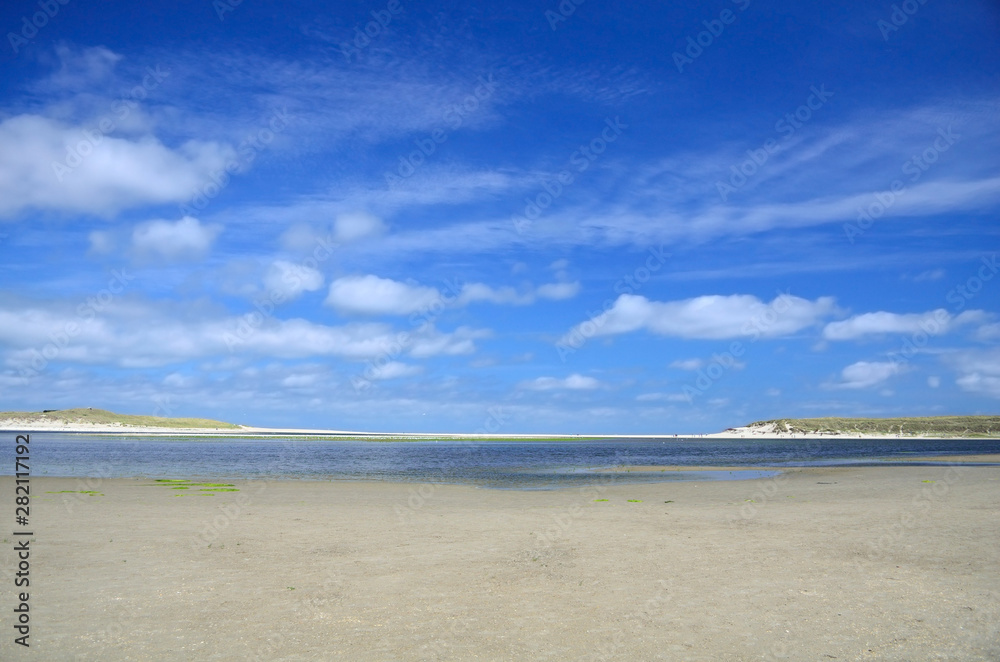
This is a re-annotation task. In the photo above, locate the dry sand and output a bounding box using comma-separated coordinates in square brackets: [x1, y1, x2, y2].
[2, 465, 998, 660]
[0, 420, 978, 441]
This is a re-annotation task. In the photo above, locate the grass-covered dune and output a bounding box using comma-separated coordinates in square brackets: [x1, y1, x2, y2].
[747, 416, 1000, 438]
[0, 408, 240, 429]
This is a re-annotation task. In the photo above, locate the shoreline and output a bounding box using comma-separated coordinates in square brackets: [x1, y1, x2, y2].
[1, 421, 993, 440]
[15, 457, 998, 486]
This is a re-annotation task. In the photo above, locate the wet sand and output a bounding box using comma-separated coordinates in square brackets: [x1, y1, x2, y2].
[2, 465, 998, 660]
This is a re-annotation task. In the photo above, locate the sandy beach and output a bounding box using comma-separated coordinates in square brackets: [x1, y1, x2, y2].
[3, 464, 998, 660]
[0, 419, 984, 440]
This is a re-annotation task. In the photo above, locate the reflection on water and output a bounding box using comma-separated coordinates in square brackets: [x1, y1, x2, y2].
[2, 434, 999, 489]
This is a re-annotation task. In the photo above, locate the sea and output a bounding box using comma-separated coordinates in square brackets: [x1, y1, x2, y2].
[4, 433, 1000, 490]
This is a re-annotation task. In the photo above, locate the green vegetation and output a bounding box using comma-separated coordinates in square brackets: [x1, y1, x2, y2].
[0, 408, 240, 429]
[145, 480, 238, 492]
[747, 415, 1000, 438]
[45, 490, 103, 496]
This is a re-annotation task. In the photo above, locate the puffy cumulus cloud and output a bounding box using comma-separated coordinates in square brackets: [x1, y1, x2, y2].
[326, 275, 441, 316]
[562, 293, 837, 342]
[0, 115, 234, 218]
[828, 361, 903, 389]
[263, 260, 324, 300]
[521, 374, 601, 391]
[334, 211, 385, 242]
[131, 216, 221, 261]
[0, 299, 486, 374]
[457, 281, 580, 306]
[327, 274, 581, 316]
[945, 348, 1000, 399]
[822, 309, 985, 341]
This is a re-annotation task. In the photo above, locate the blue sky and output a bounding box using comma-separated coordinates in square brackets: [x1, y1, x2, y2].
[0, 0, 998, 433]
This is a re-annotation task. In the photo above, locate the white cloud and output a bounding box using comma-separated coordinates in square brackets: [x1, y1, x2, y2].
[88, 230, 115, 254]
[325, 275, 441, 316]
[408, 326, 489, 358]
[162, 372, 195, 388]
[281, 374, 322, 388]
[334, 212, 386, 242]
[263, 260, 324, 300]
[956, 373, 1000, 398]
[912, 269, 946, 282]
[457, 283, 531, 306]
[367, 361, 423, 380]
[0, 299, 485, 371]
[522, 374, 601, 391]
[974, 323, 1000, 342]
[927, 376, 940, 388]
[43, 45, 122, 92]
[536, 281, 581, 300]
[131, 216, 221, 261]
[549, 259, 570, 271]
[562, 293, 837, 342]
[279, 224, 337, 253]
[458, 281, 580, 305]
[670, 358, 704, 371]
[0, 115, 233, 218]
[822, 309, 984, 341]
[945, 348, 1000, 399]
[636, 392, 689, 402]
[829, 361, 903, 389]
[327, 274, 581, 315]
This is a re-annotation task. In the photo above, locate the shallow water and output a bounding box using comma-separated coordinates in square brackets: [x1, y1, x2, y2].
[4, 433, 999, 489]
